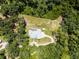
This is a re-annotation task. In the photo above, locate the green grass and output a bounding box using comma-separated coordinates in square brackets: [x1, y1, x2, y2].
[19, 14, 62, 33]
[18, 14, 63, 59]
[21, 14, 62, 45]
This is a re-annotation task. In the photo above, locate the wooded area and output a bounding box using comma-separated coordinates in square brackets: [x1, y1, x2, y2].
[0, 0, 79, 59]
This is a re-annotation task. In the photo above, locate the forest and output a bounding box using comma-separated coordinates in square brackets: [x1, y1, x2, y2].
[0, 0, 79, 59]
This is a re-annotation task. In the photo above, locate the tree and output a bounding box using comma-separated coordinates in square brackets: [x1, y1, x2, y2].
[1, 1, 25, 17]
[61, 8, 79, 59]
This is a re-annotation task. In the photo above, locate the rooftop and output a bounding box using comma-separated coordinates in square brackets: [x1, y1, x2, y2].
[28, 28, 46, 39]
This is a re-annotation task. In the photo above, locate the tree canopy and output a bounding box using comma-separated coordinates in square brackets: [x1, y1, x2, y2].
[0, 0, 79, 59]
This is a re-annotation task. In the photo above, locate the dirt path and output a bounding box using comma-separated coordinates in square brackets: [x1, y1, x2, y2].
[29, 34, 55, 47]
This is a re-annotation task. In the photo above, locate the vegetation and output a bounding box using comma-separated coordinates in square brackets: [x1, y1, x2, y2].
[0, 0, 79, 59]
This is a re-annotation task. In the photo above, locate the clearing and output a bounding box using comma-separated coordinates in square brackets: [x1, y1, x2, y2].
[19, 14, 62, 47]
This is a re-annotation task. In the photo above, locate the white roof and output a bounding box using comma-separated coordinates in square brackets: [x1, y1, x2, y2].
[28, 28, 46, 39]
[0, 42, 8, 50]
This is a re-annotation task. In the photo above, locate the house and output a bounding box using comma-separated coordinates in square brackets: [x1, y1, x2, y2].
[28, 28, 46, 39]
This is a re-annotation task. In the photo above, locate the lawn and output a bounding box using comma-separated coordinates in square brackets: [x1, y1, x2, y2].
[18, 15, 63, 59]
[19, 14, 62, 46]
[19, 14, 62, 34]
